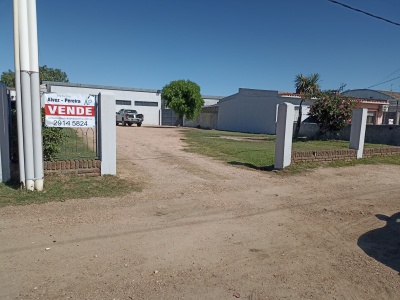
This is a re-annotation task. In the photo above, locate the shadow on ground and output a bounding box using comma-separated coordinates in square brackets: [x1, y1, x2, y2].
[228, 161, 275, 171]
[358, 212, 400, 274]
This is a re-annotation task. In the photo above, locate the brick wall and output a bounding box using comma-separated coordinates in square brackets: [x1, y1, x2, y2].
[43, 159, 101, 176]
[292, 147, 400, 163]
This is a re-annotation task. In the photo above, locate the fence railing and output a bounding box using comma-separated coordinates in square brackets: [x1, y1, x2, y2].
[55, 127, 98, 160]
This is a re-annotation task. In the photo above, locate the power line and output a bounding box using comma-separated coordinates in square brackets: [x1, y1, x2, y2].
[382, 66, 400, 80]
[366, 75, 400, 89]
[328, 0, 400, 26]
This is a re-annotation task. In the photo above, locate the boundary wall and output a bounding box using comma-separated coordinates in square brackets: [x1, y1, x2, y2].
[43, 159, 101, 176]
[292, 147, 400, 163]
[299, 123, 400, 146]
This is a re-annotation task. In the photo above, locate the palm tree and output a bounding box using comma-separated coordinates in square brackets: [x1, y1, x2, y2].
[293, 73, 320, 138]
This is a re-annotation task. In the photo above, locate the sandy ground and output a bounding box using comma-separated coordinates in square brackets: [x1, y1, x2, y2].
[1, 126, 400, 300]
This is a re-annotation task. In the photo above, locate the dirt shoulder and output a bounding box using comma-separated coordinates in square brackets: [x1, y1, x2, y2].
[1, 126, 399, 300]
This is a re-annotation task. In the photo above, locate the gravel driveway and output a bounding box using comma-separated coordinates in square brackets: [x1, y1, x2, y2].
[1, 126, 400, 299]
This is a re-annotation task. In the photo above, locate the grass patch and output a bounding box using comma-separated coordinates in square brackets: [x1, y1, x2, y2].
[56, 128, 97, 160]
[182, 129, 276, 168]
[0, 175, 141, 208]
[181, 128, 400, 173]
[328, 154, 400, 168]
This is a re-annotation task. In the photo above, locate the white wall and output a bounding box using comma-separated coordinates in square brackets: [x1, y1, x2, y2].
[218, 89, 279, 134]
[47, 84, 162, 126]
[218, 88, 312, 134]
[45, 83, 224, 127]
[203, 97, 221, 106]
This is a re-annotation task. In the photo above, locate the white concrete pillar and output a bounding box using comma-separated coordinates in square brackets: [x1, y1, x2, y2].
[0, 83, 11, 182]
[28, 0, 44, 191]
[274, 102, 295, 169]
[349, 108, 367, 159]
[13, 0, 26, 186]
[98, 93, 116, 175]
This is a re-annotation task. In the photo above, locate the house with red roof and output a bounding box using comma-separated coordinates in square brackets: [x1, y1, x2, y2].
[342, 89, 398, 124]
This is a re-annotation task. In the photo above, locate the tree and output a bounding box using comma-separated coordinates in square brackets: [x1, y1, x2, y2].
[161, 80, 204, 123]
[1, 65, 69, 88]
[0, 70, 15, 87]
[3, 65, 69, 161]
[294, 73, 321, 138]
[39, 65, 69, 83]
[309, 92, 359, 135]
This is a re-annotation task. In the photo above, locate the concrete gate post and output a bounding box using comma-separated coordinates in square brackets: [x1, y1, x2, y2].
[98, 93, 116, 175]
[349, 108, 368, 159]
[0, 83, 11, 182]
[274, 102, 295, 169]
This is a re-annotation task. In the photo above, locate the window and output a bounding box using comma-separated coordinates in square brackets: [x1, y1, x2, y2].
[366, 111, 376, 125]
[135, 101, 158, 107]
[116, 100, 132, 106]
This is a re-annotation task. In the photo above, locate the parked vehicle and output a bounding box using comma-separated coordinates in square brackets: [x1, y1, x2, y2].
[116, 109, 144, 127]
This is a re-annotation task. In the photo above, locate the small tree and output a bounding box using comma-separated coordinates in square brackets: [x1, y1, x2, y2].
[0, 70, 15, 87]
[1, 65, 69, 88]
[294, 73, 321, 138]
[161, 80, 204, 124]
[309, 92, 359, 135]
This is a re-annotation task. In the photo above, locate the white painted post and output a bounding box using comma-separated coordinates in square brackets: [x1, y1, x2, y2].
[27, 0, 44, 191]
[13, 0, 26, 186]
[349, 108, 367, 159]
[18, 0, 35, 191]
[98, 93, 116, 175]
[0, 83, 11, 182]
[274, 103, 295, 169]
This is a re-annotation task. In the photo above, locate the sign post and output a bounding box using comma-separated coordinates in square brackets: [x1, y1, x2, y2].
[44, 93, 96, 128]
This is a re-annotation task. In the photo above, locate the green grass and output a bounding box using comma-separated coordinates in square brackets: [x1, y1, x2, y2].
[0, 175, 141, 208]
[181, 128, 400, 173]
[56, 128, 97, 160]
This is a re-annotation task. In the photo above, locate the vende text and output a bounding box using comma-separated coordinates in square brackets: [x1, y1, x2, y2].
[45, 104, 95, 116]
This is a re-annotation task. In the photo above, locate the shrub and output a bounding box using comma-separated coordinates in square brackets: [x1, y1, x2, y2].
[309, 92, 359, 135]
[10, 108, 65, 162]
[41, 108, 65, 161]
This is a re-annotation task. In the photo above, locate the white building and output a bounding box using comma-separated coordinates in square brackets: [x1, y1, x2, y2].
[42, 81, 222, 126]
[218, 88, 311, 134]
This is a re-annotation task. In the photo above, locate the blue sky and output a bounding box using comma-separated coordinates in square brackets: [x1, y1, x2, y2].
[0, 0, 399, 96]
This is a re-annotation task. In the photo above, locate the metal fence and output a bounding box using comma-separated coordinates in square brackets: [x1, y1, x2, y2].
[55, 127, 98, 160]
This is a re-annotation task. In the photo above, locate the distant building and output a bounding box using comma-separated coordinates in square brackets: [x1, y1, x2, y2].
[216, 88, 391, 134]
[41, 81, 223, 126]
[217, 88, 313, 134]
[342, 89, 399, 124]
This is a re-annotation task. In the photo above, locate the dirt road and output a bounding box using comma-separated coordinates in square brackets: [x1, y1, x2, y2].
[1, 126, 400, 299]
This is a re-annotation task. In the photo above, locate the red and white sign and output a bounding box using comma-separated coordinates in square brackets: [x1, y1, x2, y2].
[44, 93, 96, 127]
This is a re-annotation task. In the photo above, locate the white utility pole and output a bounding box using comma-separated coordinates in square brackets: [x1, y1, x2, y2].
[12, 0, 26, 187]
[27, 0, 44, 191]
[13, 0, 44, 191]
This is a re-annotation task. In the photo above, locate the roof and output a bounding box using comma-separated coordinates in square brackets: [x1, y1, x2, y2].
[42, 81, 224, 100]
[378, 90, 400, 99]
[357, 98, 389, 104]
[280, 91, 388, 104]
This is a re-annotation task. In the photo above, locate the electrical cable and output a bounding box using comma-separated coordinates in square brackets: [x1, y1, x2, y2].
[382, 67, 400, 80]
[328, 0, 400, 26]
[366, 74, 400, 89]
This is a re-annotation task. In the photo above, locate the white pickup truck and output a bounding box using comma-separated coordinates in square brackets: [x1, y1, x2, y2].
[116, 109, 144, 127]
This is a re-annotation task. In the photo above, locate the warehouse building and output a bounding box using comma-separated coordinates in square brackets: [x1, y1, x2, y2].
[41, 81, 223, 126]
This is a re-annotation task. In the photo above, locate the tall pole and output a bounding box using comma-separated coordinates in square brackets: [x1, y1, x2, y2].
[12, 0, 26, 187]
[18, 0, 35, 191]
[27, 0, 44, 191]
